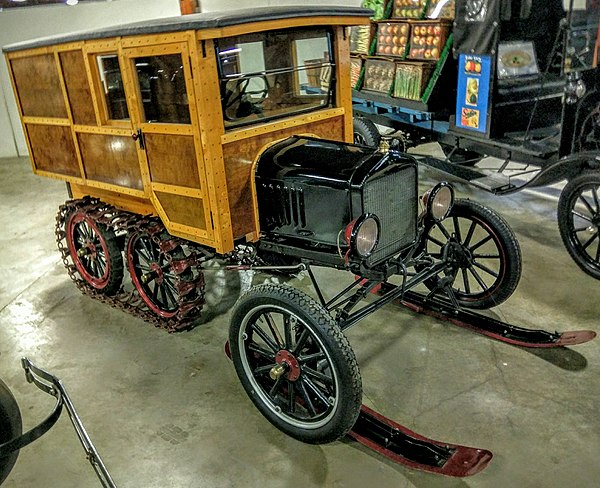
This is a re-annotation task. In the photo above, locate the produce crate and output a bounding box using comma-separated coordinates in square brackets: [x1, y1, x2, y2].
[393, 61, 434, 100]
[391, 0, 426, 20]
[407, 20, 450, 60]
[375, 21, 410, 57]
[362, 58, 396, 95]
[350, 24, 376, 55]
[426, 0, 455, 20]
[350, 57, 365, 90]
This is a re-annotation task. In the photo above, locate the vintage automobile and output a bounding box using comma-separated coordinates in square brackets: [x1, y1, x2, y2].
[1, 5, 596, 479]
[351, 0, 600, 280]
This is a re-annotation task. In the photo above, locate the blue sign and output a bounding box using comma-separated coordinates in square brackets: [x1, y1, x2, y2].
[455, 54, 492, 134]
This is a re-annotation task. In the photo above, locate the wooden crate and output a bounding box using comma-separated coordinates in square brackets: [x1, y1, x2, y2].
[362, 58, 396, 94]
[393, 61, 434, 100]
[407, 20, 451, 60]
[350, 24, 376, 55]
[350, 56, 364, 89]
[375, 21, 410, 57]
[391, 0, 426, 20]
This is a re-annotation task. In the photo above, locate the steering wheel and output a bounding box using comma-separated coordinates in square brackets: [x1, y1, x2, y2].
[223, 75, 270, 117]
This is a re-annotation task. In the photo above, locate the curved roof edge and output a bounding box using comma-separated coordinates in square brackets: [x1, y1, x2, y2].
[3, 6, 372, 53]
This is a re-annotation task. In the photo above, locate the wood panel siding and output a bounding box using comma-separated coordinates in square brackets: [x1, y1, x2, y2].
[222, 115, 344, 239]
[59, 50, 97, 126]
[10, 54, 68, 118]
[26, 124, 79, 176]
[145, 133, 200, 188]
[77, 133, 143, 190]
[154, 192, 206, 230]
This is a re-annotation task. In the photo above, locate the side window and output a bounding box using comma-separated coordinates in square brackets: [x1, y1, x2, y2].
[217, 28, 334, 128]
[133, 54, 191, 124]
[96, 54, 129, 121]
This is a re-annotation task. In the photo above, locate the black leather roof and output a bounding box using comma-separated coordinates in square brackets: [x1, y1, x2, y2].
[3, 6, 372, 52]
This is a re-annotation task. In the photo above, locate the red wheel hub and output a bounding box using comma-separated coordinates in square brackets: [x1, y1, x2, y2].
[275, 350, 301, 381]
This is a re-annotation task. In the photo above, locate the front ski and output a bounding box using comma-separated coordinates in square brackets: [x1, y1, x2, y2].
[392, 287, 596, 348]
[349, 405, 492, 477]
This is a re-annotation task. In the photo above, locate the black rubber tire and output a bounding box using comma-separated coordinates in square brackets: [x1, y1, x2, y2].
[418, 199, 522, 309]
[557, 172, 600, 280]
[229, 283, 362, 444]
[66, 210, 124, 295]
[439, 143, 483, 167]
[353, 117, 381, 147]
[0, 378, 22, 485]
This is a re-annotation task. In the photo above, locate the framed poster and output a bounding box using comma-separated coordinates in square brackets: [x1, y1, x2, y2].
[455, 53, 492, 135]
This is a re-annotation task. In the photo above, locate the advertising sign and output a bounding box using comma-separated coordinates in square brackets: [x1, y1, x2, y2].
[455, 54, 492, 135]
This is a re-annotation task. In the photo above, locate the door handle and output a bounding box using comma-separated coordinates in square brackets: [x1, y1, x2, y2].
[132, 129, 145, 150]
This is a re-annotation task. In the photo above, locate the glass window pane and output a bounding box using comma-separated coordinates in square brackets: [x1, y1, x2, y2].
[217, 28, 333, 128]
[134, 54, 191, 124]
[96, 54, 129, 121]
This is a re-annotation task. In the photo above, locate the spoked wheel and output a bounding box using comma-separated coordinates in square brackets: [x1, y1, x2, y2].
[66, 211, 123, 295]
[229, 284, 362, 444]
[558, 172, 600, 280]
[418, 199, 522, 309]
[0, 378, 22, 485]
[126, 229, 195, 318]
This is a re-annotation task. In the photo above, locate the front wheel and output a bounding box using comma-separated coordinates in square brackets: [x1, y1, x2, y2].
[558, 172, 600, 280]
[229, 284, 362, 444]
[0, 378, 22, 485]
[353, 117, 381, 147]
[417, 199, 522, 309]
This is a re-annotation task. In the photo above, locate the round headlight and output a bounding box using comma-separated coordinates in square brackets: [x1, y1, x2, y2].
[424, 182, 454, 221]
[346, 214, 380, 258]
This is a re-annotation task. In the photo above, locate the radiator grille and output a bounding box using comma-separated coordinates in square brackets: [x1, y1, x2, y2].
[364, 164, 417, 266]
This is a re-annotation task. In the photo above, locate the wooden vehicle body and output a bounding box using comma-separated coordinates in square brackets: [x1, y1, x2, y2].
[3, 7, 366, 255]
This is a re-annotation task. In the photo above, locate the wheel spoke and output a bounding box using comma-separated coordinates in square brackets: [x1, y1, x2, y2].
[303, 366, 333, 385]
[250, 322, 279, 353]
[452, 216, 462, 242]
[283, 316, 293, 349]
[581, 232, 599, 251]
[297, 351, 326, 365]
[268, 376, 284, 399]
[572, 210, 594, 223]
[253, 363, 277, 376]
[463, 220, 477, 247]
[461, 268, 471, 294]
[296, 379, 317, 416]
[471, 253, 500, 259]
[472, 260, 499, 278]
[301, 376, 331, 408]
[469, 234, 493, 252]
[248, 342, 275, 359]
[287, 382, 296, 414]
[151, 282, 159, 301]
[427, 235, 445, 249]
[578, 194, 596, 216]
[262, 312, 283, 348]
[467, 265, 488, 290]
[434, 221, 452, 240]
[292, 328, 310, 355]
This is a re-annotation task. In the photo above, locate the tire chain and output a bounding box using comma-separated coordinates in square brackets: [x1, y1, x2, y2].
[55, 196, 207, 332]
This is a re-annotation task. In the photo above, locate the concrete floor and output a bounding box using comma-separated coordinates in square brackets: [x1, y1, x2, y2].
[0, 149, 598, 488]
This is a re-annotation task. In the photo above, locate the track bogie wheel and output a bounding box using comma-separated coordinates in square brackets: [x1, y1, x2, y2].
[558, 172, 600, 280]
[0, 378, 22, 485]
[229, 283, 362, 444]
[418, 199, 522, 309]
[126, 228, 200, 318]
[66, 210, 124, 295]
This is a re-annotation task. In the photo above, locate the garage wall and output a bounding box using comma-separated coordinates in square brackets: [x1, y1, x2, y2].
[0, 0, 361, 159]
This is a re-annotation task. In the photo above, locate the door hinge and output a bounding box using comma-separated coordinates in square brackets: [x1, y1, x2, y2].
[210, 211, 214, 230]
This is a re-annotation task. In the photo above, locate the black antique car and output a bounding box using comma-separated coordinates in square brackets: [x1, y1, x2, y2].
[352, 0, 600, 280]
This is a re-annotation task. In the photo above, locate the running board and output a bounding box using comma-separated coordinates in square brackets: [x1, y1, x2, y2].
[391, 287, 596, 348]
[349, 405, 492, 477]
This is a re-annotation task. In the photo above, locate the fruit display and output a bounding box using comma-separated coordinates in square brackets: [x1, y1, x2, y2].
[393, 61, 434, 100]
[375, 22, 410, 57]
[392, 0, 426, 19]
[363, 58, 396, 94]
[407, 21, 450, 60]
[426, 0, 455, 19]
[362, 0, 387, 21]
[350, 57, 364, 89]
[350, 24, 375, 54]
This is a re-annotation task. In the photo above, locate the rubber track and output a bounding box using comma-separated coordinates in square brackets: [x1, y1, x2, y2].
[55, 197, 206, 332]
